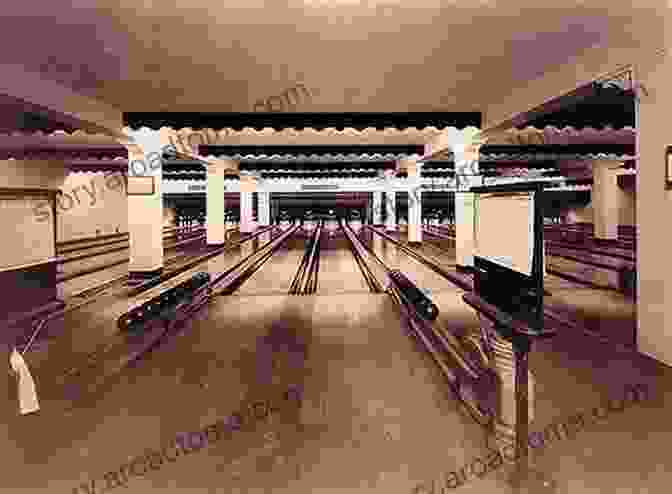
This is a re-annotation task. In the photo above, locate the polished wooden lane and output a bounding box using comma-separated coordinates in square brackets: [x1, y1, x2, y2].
[0, 294, 490, 494]
[59, 234, 217, 299]
[0, 240, 668, 494]
[313, 229, 370, 294]
[231, 229, 309, 297]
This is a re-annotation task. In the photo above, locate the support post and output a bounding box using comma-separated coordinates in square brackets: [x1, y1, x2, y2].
[240, 172, 256, 233]
[463, 292, 557, 494]
[408, 161, 423, 244]
[373, 191, 383, 225]
[451, 138, 484, 271]
[592, 160, 623, 242]
[123, 128, 174, 284]
[258, 191, 271, 226]
[206, 159, 230, 245]
[385, 190, 397, 231]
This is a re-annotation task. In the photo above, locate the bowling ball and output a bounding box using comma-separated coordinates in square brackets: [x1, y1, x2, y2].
[163, 291, 177, 305]
[126, 319, 145, 334]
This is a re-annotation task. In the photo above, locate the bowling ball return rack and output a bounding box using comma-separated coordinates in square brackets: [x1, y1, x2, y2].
[386, 269, 498, 427]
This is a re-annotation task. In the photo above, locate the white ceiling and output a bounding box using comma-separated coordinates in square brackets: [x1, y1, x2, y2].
[1, 1, 667, 113]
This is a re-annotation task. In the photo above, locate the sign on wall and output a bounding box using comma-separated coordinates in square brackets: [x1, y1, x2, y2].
[301, 184, 339, 191]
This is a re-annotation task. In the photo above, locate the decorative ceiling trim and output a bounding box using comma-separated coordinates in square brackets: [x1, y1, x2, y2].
[480, 144, 635, 155]
[123, 113, 482, 131]
[544, 185, 592, 191]
[485, 126, 636, 146]
[66, 160, 127, 173]
[508, 82, 635, 130]
[241, 162, 393, 173]
[0, 146, 127, 161]
[478, 153, 635, 162]
[201, 144, 425, 157]
[0, 130, 123, 148]
[202, 153, 424, 162]
[165, 126, 469, 147]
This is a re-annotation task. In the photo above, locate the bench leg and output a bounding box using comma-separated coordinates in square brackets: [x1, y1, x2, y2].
[484, 324, 536, 453]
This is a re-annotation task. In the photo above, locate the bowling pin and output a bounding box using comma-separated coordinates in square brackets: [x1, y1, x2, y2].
[9, 349, 39, 415]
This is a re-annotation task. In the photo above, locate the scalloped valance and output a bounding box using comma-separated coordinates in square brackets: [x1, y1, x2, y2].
[122, 113, 482, 131]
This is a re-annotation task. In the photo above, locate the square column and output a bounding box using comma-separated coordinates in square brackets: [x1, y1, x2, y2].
[240, 192, 254, 233]
[239, 173, 256, 233]
[258, 191, 271, 226]
[592, 160, 623, 241]
[455, 192, 476, 267]
[452, 140, 484, 270]
[271, 198, 279, 224]
[407, 161, 423, 244]
[206, 160, 230, 245]
[385, 190, 396, 231]
[636, 50, 670, 366]
[372, 191, 383, 225]
[124, 128, 172, 283]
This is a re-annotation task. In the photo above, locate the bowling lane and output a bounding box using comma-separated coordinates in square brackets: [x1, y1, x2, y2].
[0, 293, 489, 494]
[58, 231, 205, 278]
[60, 238, 208, 299]
[14, 229, 280, 388]
[59, 230, 244, 299]
[385, 229, 457, 270]
[233, 227, 309, 296]
[421, 227, 457, 253]
[314, 226, 370, 294]
[356, 227, 462, 294]
[56, 227, 203, 258]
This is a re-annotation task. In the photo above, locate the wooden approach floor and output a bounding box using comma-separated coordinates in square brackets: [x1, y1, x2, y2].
[0, 232, 668, 494]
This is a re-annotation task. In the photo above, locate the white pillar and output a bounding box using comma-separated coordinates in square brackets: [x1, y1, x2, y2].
[636, 50, 671, 366]
[372, 191, 383, 225]
[592, 160, 622, 241]
[452, 140, 483, 269]
[206, 160, 229, 245]
[385, 190, 396, 231]
[124, 128, 171, 282]
[239, 172, 256, 233]
[407, 161, 423, 243]
[240, 191, 254, 233]
[455, 192, 476, 267]
[258, 191, 271, 226]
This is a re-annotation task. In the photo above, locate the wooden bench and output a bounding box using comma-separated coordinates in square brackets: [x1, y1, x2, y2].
[544, 227, 635, 251]
[545, 225, 636, 247]
[544, 236, 634, 261]
[420, 225, 637, 297]
[545, 244, 636, 297]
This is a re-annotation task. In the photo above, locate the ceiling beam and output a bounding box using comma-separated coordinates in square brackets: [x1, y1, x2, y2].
[0, 64, 123, 137]
[123, 113, 481, 131]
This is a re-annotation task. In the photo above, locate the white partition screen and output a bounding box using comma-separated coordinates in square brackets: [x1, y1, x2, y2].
[474, 192, 535, 276]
